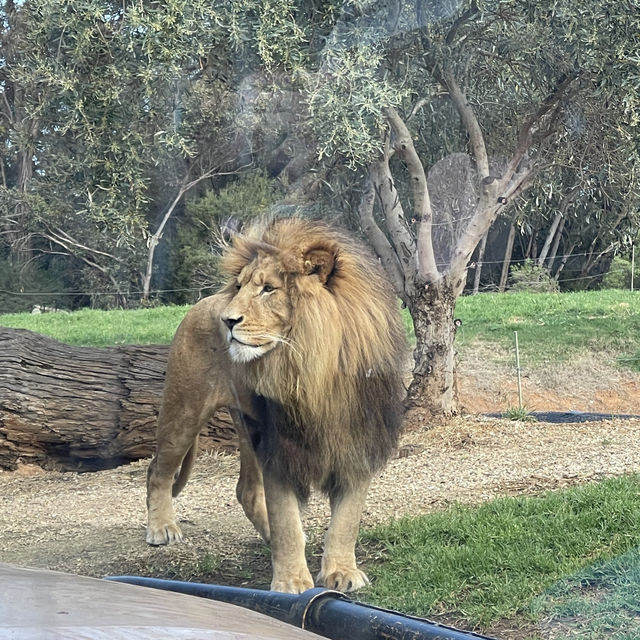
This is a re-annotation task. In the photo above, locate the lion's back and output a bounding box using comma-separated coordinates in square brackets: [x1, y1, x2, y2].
[162, 295, 243, 409]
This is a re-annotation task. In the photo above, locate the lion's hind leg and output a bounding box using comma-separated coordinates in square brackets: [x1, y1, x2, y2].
[316, 477, 371, 593]
[232, 410, 270, 543]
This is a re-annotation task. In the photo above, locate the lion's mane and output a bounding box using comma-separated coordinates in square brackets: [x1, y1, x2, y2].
[221, 218, 407, 499]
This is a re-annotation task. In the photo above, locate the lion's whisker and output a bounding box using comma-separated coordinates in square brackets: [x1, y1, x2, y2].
[256, 333, 303, 360]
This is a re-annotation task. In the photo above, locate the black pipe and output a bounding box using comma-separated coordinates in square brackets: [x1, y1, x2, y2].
[107, 576, 497, 640]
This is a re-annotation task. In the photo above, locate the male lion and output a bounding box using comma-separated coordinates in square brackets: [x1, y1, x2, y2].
[146, 218, 407, 594]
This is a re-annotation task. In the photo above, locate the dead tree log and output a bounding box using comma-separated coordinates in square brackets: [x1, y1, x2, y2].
[0, 328, 237, 471]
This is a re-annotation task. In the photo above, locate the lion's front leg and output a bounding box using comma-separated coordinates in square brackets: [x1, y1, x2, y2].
[317, 478, 371, 593]
[146, 453, 184, 545]
[146, 404, 208, 546]
[263, 470, 314, 594]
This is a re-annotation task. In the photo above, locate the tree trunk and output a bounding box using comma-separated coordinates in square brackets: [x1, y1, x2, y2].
[525, 231, 537, 259]
[537, 210, 563, 267]
[499, 223, 516, 292]
[472, 232, 488, 294]
[554, 237, 577, 279]
[0, 328, 236, 471]
[141, 167, 225, 302]
[546, 217, 565, 271]
[538, 189, 578, 270]
[406, 279, 458, 415]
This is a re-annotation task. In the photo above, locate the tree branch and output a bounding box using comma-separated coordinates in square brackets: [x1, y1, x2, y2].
[141, 163, 250, 300]
[369, 131, 418, 285]
[357, 175, 406, 300]
[445, 72, 577, 279]
[445, 0, 479, 46]
[441, 63, 490, 179]
[448, 201, 501, 280]
[43, 224, 126, 264]
[36, 228, 127, 302]
[385, 105, 439, 282]
[502, 74, 578, 183]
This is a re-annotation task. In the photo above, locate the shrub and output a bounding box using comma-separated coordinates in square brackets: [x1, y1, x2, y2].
[509, 259, 559, 293]
[602, 256, 639, 290]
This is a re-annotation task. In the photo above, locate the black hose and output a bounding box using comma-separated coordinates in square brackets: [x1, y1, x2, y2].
[486, 411, 640, 423]
[107, 577, 497, 640]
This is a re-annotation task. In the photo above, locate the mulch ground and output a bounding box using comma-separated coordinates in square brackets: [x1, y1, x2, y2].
[3, 356, 640, 639]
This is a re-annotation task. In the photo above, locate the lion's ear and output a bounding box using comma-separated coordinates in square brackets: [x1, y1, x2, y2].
[302, 246, 337, 284]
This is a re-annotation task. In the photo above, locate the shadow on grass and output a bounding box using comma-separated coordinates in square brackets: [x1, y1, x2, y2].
[533, 547, 640, 639]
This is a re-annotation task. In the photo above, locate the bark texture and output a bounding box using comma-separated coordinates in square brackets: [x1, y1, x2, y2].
[0, 328, 236, 471]
[499, 223, 517, 292]
[407, 279, 459, 415]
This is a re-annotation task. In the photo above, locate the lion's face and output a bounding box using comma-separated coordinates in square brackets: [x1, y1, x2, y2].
[220, 254, 292, 364]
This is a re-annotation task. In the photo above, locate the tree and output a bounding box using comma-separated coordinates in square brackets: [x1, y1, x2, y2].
[300, 0, 639, 413]
[0, 0, 249, 305]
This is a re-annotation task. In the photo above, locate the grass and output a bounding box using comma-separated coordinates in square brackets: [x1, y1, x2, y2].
[532, 547, 640, 639]
[361, 475, 640, 630]
[454, 289, 640, 371]
[3, 289, 638, 370]
[0, 305, 190, 346]
[502, 405, 538, 422]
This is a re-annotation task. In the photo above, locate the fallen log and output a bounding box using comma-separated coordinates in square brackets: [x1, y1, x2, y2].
[0, 327, 237, 472]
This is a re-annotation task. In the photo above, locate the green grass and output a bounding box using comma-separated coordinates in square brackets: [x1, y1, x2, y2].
[361, 475, 640, 628]
[0, 305, 190, 346]
[454, 290, 640, 370]
[532, 547, 640, 639]
[3, 291, 639, 370]
[502, 405, 537, 422]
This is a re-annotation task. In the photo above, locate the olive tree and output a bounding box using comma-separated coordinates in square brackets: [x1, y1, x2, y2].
[302, 0, 639, 413]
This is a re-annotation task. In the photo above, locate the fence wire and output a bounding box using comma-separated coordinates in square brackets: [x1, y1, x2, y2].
[0, 264, 634, 301]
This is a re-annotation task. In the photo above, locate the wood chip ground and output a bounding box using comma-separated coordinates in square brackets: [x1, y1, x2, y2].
[2, 414, 640, 582]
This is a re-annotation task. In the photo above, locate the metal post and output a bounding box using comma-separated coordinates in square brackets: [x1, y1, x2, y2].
[631, 246, 635, 292]
[514, 331, 523, 410]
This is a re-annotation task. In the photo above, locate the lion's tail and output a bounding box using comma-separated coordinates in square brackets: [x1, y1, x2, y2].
[172, 435, 199, 497]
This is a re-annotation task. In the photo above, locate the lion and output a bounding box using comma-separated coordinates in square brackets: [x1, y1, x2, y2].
[146, 218, 407, 594]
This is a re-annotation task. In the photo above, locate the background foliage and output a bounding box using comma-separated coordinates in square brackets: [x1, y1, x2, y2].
[1, 0, 638, 312]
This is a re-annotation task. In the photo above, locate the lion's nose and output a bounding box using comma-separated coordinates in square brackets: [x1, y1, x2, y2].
[223, 316, 243, 331]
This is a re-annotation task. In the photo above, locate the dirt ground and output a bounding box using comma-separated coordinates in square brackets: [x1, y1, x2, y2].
[2, 356, 640, 637]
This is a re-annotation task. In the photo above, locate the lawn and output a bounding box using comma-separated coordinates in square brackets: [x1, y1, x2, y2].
[361, 475, 640, 634]
[2, 290, 640, 370]
[0, 305, 190, 346]
[455, 289, 640, 371]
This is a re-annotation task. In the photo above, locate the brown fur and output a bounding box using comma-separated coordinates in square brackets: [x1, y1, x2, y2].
[146, 218, 407, 593]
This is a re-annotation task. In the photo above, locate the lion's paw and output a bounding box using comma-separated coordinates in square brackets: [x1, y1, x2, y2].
[145, 522, 183, 546]
[270, 569, 314, 594]
[317, 567, 370, 593]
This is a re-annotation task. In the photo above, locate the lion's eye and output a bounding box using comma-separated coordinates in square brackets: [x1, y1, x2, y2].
[235, 282, 241, 291]
[261, 284, 275, 294]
